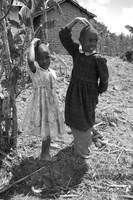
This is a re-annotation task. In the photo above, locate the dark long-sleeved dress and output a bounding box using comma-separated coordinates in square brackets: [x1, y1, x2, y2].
[59, 27, 109, 131]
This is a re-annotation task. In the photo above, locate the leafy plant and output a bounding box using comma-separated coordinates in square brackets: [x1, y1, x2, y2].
[18, 0, 65, 43]
[0, 0, 65, 152]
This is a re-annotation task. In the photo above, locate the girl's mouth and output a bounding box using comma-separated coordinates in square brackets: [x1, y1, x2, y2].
[88, 47, 94, 52]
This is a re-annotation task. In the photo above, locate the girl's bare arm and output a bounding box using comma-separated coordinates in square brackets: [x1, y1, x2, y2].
[66, 17, 91, 30]
[27, 38, 41, 72]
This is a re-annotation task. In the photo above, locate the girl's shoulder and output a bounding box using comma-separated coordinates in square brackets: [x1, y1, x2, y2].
[93, 53, 107, 64]
[28, 61, 43, 79]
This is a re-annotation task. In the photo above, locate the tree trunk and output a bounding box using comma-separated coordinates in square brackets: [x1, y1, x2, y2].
[0, 0, 18, 149]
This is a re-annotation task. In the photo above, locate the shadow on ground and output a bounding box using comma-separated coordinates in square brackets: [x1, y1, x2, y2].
[1, 145, 89, 199]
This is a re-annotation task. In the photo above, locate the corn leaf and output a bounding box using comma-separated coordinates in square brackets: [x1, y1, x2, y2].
[30, 0, 44, 18]
[18, 6, 31, 26]
[17, 0, 29, 7]
[125, 25, 133, 34]
[35, 19, 57, 35]
[8, 18, 22, 29]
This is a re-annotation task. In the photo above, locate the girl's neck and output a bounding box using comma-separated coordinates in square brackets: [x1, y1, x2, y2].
[40, 65, 49, 71]
[79, 45, 96, 55]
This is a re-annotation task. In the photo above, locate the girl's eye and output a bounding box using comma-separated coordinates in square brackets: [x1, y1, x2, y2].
[45, 56, 51, 59]
[88, 39, 98, 42]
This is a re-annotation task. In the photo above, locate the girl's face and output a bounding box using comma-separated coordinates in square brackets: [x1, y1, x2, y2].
[80, 31, 98, 53]
[36, 44, 51, 70]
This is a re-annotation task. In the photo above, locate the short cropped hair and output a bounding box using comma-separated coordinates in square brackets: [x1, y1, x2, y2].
[79, 25, 98, 41]
[35, 43, 49, 60]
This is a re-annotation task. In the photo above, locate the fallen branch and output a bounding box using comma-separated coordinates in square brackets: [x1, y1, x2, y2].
[104, 183, 128, 188]
[117, 195, 133, 199]
[115, 148, 124, 164]
[0, 165, 46, 194]
[94, 149, 121, 154]
[125, 179, 133, 185]
[66, 177, 72, 188]
[127, 120, 133, 126]
[92, 183, 128, 190]
[100, 141, 133, 152]
[94, 121, 105, 128]
[60, 194, 78, 198]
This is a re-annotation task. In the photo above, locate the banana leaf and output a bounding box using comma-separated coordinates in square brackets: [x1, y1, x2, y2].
[125, 25, 133, 34]
[8, 17, 22, 29]
[35, 19, 57, 36]
[18, 5, 31, 26]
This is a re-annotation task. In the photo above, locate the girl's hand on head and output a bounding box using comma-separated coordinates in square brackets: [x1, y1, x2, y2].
[31, 38, 41, 47]
[75, 17, 91, 26]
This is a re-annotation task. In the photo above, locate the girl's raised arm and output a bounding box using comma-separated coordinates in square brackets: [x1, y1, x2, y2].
[27, 38, 41, 73]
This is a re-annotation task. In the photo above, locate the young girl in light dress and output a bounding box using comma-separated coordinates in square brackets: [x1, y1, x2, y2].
[23, 38, 64, 161]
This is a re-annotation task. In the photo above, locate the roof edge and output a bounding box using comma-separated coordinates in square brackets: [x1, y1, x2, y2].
[35, 0, 96, 19]
[65, 0, 96, 18]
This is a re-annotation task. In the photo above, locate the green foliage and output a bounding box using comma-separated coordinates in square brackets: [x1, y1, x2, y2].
[125, 25, 133, 34]
[93, 19, 133, 56]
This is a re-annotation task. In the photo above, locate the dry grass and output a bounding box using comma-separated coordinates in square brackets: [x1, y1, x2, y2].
[0, 56, 133, 200]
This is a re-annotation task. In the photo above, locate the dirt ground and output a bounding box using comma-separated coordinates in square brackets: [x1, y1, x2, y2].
[0, 56, 133, 200]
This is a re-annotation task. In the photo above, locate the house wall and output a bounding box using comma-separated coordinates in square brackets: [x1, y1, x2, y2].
[34, 2, 94, 54]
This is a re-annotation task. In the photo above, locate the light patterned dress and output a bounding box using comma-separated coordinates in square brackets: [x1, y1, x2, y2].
[23, 62, 64, 140]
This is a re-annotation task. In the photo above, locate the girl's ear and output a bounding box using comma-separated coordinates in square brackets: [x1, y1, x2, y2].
[79, 36, 81, 44]
[79, 37, 83, 46]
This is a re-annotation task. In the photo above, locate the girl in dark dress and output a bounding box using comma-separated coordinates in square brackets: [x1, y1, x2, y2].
[59, 17, 109, 158]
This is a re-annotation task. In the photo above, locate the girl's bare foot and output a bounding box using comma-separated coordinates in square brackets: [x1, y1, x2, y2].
[74, 146, 91, 159]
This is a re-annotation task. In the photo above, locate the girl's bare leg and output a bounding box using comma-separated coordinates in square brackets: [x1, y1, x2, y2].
[40, 137, 57, 161]
[71, 128, 92, 159]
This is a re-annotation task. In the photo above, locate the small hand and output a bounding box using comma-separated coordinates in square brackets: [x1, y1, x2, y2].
[75, 17, 92, 26]
[31, 38, 41, 47]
